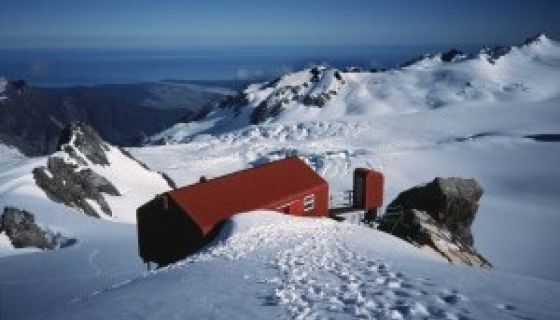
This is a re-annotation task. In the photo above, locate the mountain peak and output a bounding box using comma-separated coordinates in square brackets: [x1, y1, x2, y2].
[522, 32, 549, 46]
[56, 122, 110, 166]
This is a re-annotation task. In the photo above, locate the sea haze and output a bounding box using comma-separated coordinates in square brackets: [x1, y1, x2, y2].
[0, 45, 480, 87]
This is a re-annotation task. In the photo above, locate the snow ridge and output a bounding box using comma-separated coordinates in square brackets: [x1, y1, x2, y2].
[151, 34, 560, 145]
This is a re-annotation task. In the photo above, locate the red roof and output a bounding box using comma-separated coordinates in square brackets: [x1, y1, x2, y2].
[168, 157, 327, 235]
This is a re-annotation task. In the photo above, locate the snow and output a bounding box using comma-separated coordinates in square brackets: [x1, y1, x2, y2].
[90, 146, 172, 223]
[0, 144, 26, 173]
[5, 212, 557, 320]
[132, 97, 560, 281]
[0, 35, 560, 319]
[136, 36, 560, 280]
[153, 35, 560, 142]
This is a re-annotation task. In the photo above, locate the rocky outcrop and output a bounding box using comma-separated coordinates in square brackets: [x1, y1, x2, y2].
[441, 49, 465, 63]
[1, 207, 76, 250]
[379, 177, 491, 268]
[481, 46, 511, 64]
[1, 207, 55, 250]
[248, 66, 345, 123]
[33, 122, 176, 219]
[33, 157, 120, 218]
[56, 122, 110, 165]
[523, 32, 546, 46]
[33, 122, 121, 218]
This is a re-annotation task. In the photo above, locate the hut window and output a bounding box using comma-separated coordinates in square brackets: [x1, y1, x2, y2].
[304, 194, 315, 211]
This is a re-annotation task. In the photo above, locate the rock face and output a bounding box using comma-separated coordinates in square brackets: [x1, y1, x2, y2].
[33, 122, 120, 218]
[56, 122, 110, 165]
[33, 158, 120, 218]
[441, 49, 465, 62]
[32, 122, 176, 219]
[379, 177, 491, 268]
[248, 66, 345, 124]
[0, 207, 54, 250]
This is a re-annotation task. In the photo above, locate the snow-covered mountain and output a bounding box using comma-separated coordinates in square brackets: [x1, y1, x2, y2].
[0, 122, 172, 255]
[1, 34, 560, 319]
[152, 34, 560, 143]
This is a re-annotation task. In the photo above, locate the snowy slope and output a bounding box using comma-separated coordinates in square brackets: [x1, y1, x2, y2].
[133, 96, 560, 281]
[0, 125, 171, 263]
[0, 143, 26, 174]
[0, 144, 170, 225]
[2, 212, 559, 320]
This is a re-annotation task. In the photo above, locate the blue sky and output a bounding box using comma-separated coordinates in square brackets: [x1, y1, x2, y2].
[0, 0, 559, 48]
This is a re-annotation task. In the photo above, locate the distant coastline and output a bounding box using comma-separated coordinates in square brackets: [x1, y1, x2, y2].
[0, 44, 482, 87]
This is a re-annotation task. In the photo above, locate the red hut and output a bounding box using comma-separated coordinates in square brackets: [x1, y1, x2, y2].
[353, 168, 384, 221]
[137, 157, 328, 265]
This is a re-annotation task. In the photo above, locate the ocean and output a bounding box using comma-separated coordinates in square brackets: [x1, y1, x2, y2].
[0, 45, 478, 87]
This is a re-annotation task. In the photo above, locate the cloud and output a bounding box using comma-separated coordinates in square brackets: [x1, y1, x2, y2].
[236, 68, 265, 80]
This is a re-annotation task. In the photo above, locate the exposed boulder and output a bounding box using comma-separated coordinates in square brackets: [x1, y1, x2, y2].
[379, 177, 491, 268]
[1, 207, 54, 250]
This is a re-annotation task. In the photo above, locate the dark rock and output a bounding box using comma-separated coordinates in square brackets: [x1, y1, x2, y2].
[250, 101, 270, 124]
[56, 122, 110, 165]
[302, 92, 331, 107]
[1, 207, 54, 250]
[334, 71, 343, 81]
[441, 49, 464, 62]
[524, 133, 560, 142]
[33, 156, 120, 217]
[379, 177, 491, 268]
[522, 32, 546, 46]
[310, 67, 322, 82]
[269, 102, 285, 118]
[159, 171, 177, 189]
[481, 46, 511, 64]
[385, 177, 482, 244]
[400, 54, 436, 68]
